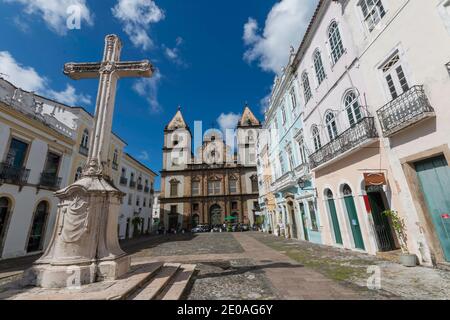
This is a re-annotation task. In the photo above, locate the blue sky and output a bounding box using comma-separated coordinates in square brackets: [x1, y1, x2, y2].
[0, 0, 318, 188]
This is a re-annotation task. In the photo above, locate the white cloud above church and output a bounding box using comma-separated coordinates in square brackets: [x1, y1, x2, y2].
[242, 0, 318, 73]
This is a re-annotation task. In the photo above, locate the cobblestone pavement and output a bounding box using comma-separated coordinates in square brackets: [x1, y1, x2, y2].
[249, 232, 450, 300]
[1, 232, 449, 300]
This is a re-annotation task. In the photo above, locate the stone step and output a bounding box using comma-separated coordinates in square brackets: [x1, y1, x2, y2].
[9, 262, 164, 300]
[131, 263, 181, 300]
[158, 264, 196, 300]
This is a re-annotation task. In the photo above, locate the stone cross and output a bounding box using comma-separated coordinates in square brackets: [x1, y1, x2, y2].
[25, 35, 154, 289]
[64, 34, 153, 177]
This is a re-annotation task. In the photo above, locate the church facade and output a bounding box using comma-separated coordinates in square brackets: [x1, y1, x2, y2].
[160, 106, 261, 231]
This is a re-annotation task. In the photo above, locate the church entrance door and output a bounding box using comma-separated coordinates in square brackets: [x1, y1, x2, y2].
[210, 205, 222, 227]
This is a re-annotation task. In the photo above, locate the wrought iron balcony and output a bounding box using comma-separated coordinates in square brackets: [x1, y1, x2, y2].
[137, 184, 143, 191]
[376, 85, 435, 137]
[120, 176, 128, 185]
[129, 180, 136, 189]
[0, 163, 30, 185]
[79, 145, 89, 156]
[39, 172, 62, 190]
[309, 117, 378, 169]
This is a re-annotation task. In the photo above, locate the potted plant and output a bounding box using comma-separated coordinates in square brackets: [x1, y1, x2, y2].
[383, 210, 417, 267]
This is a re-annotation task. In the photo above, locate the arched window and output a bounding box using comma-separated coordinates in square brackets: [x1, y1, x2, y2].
[313, 50, 326, 85]
[328, 21, 345, 64]
[81, 129, 89, 148]
[325, 112, 338, 140]
[344, 91, 363, 126]
[113, 149, 119, 165]
[301, 72, 312, 103]
[343, 184, 353, 196]
[74, 167, 83, 182]
[312, 126, 322, 151]
[0, 197, 11, 251]
[326, 189, 334, 199]
[27, 201, 49, 252]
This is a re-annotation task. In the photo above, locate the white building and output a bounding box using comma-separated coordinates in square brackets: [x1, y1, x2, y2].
[0, 77, 157, 260]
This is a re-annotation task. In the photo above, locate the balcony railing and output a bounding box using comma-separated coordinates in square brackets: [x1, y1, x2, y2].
[129, 180, 136, 189]
[376, 85, 435, 137]
[120, 176, 128, 185]
[309, 117, 378, 169]
[0, 163, 30, 185]
[39, 172, 62, 190]
[79, 145, 89, 157]
[137, 184, 143, 191]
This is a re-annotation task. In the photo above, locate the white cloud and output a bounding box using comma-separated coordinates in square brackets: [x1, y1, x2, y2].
[133, 71, 162, 113]
[0, 51, 46, 92]
[112, 0, 165, 50]
[0, 51, 91, 106]
[47, 84, 91, 106]
[163, 36, 186, 66]
[4, 0, 93, 35]
[217, 112, 241, 133]
[243, 0, 318, 73]
[138, 150, 150, 161]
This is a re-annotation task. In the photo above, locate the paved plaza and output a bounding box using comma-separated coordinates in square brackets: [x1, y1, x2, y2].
[2, 232, 448, 300]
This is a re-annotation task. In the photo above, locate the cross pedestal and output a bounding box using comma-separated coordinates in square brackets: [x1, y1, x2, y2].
[24, 35, 154, 288]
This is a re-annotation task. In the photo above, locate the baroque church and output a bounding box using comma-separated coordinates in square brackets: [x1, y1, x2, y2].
[160, 105, 261, 231]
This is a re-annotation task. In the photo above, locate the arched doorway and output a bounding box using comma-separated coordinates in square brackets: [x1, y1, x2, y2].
[210, 205, 222, 226]
[27, 201, 49, 252]
[0, 197, 12, 256]
[342, 184, 365, 250]
[192, 214, 200, 228]
[366, 185, 396, 252]
[325, 189, 343, 245]
[287, 201, 298, 239]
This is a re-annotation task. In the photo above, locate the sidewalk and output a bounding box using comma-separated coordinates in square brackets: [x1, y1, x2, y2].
[249, 232, 450, 300]
[232, 233, 388, 299]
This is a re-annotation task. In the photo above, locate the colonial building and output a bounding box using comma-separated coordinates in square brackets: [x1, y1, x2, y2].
[261, 47, 321, 244]
[160, 106, 261, 231]
[341, 0, 450, 265]
[257, 0, 450, 266]
[0, 77, 157, 260]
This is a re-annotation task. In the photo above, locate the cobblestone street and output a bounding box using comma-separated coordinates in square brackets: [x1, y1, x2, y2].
[1, 232, 449, 300]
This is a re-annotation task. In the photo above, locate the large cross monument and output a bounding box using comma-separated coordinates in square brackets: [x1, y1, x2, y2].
[25, 35, 154, 288]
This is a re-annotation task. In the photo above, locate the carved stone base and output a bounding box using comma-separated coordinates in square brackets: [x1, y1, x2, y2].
[97, 255, 131, 281]
[24, 176, 129, 289]
[23, 263, 97, 289]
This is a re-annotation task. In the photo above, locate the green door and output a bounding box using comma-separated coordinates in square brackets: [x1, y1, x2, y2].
[415, 156, 450, 262]
[344, 195, 365, 250]
[299, 203, 309, 241]
[327, 199, 343, 245]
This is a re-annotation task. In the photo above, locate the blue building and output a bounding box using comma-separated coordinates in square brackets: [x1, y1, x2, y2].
[261, 51, 322, 244]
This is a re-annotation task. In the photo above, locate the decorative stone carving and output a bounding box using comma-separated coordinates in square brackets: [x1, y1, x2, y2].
[24, 35, 154, 289]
